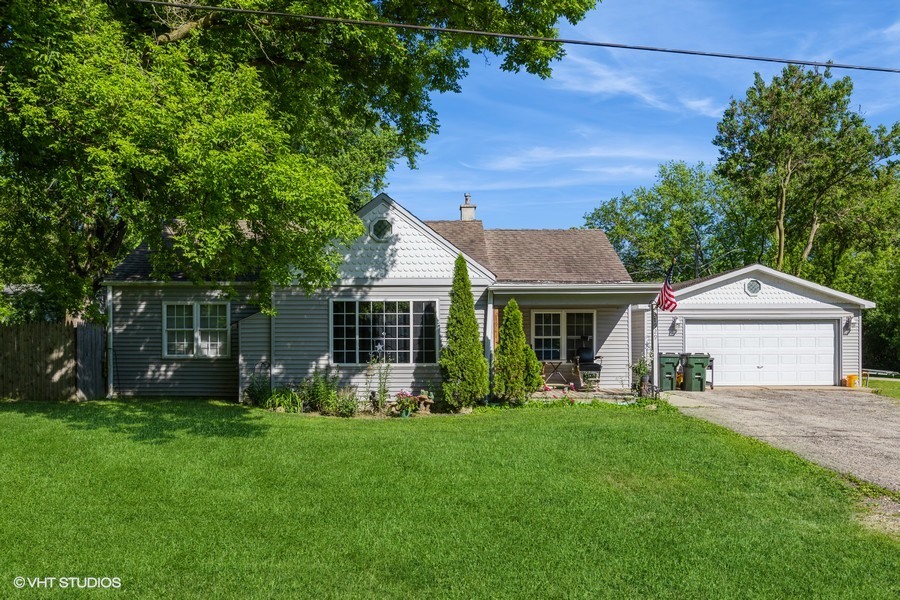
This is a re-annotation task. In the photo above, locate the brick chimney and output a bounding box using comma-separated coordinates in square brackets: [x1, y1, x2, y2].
[460, 193, 476, 221]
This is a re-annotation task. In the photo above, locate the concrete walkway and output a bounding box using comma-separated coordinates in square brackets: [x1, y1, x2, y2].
[668, 388, 900, 492]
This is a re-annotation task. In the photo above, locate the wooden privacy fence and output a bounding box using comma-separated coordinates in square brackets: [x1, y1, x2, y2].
[0, 323, 106, 400]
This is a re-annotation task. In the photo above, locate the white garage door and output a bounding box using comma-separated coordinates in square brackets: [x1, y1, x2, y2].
[684, 320, 837, 386]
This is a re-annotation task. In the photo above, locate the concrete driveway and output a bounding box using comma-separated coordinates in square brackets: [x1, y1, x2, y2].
[668, 388, 900, 492]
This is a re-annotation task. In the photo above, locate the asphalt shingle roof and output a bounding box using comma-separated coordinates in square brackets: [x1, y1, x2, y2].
[424, 220, 492, 270]
[427, 222, 631, 284]
[109, 219, 630, 284]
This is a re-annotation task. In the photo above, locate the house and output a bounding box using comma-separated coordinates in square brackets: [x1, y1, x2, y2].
[103, 194, 873, 399]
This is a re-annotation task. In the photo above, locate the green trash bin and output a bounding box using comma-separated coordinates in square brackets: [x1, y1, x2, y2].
[658, 353, 681, 391]
[681, 353, 710, 391]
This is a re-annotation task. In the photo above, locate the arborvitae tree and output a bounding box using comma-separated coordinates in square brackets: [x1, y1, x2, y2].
[524, 344, 544, 394]
[440, 254, 490, 410]
[493, 299, 530, 405]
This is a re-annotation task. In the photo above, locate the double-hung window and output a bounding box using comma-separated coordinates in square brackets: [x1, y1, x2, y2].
[163, 302, 230, 358]
[532, 311, 594, 361]
[332, 300, 438, 364]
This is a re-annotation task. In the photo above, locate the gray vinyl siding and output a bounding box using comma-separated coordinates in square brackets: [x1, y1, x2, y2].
[631, 307, 647, 365]
[596, 306, 630, 387]
[657, 312, 682, 355]
[519, 304, 631, 388]
[265, 284, 490, 398]
[238, 312, 271, 396]
[841, 308, 861, 379]
[110, 285, 258, 399]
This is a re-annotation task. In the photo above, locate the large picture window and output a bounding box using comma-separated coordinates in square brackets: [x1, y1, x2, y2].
[331, 300, 438, 364]
[163, 302, 230, 358]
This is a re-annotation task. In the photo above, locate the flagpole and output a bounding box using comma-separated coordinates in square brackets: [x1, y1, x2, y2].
[651, 300, 658, 387]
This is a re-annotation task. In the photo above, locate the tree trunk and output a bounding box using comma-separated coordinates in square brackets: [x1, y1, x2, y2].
[796, 213, 820, 276]
[774, 166, 791, 271]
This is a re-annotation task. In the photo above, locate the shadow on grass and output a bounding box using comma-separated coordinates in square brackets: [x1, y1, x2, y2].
[0, 398, 270, 444]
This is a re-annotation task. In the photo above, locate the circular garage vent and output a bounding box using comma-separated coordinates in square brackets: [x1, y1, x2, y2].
[745, 279, 762, 296]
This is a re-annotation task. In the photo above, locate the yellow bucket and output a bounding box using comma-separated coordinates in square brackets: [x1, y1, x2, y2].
[846, 374, 859, 388]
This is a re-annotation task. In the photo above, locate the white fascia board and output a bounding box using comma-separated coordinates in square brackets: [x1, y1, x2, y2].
[490, 283, 660, 295]
[675, 264, 876, 309]
[103, 280, 255, 287]
[337, 277, 494, 287]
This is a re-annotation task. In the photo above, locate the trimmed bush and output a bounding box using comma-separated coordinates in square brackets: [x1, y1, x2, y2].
[524, 344, 544, 394]
[440, 254, 490, 410]
[493, 299, 530, 405]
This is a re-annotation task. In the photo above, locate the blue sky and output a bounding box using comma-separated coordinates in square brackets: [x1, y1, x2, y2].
[385, 0, 900, 228]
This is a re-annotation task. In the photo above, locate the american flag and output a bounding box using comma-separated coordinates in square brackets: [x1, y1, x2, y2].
[657, 263, 678, 312]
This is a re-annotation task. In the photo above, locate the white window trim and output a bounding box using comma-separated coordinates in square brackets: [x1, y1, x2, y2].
[329, 298, 441, 366]
[162, 301, 231, 359]
[531, 310, 597, 362]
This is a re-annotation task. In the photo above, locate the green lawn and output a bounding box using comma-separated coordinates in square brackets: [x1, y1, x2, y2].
[0, 400, 897, 599]
[870, 377, 900, 401]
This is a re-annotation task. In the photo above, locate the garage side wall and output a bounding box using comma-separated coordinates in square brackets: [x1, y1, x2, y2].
[841, 308, 861, 380]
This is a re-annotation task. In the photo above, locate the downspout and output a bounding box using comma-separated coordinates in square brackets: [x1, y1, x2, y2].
[485, 289, 494, 365]
[651, 302, 658, 388]
[486, 289, 494, 393]
[106, 285, 114, 398]
[269, 290, 275, 391]
[857, 309, 863, 383]
[627, 306, 633, 389]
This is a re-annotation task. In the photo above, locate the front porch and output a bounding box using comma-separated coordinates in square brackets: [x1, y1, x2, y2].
[489, 284, 660, 390]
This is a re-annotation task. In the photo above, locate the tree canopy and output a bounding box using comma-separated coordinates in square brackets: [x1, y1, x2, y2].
[714, 65, 900, 276]
[584, 65, 900, 370]
[0, 0, 597, 316]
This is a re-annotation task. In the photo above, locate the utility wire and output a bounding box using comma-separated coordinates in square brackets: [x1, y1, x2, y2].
[129, 0, 900, 74]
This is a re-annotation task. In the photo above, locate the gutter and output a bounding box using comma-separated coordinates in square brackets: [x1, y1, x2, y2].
[489, 282, 661, 295]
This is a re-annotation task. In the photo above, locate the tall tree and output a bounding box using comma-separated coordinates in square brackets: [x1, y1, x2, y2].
[583, 162, 735, 282]
[0, 0, 598, 316]
[714, 64, 900, 276]
[440, 255, 490, 410]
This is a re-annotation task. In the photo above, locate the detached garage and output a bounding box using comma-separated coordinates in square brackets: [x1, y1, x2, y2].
[639, 264, 875, 387]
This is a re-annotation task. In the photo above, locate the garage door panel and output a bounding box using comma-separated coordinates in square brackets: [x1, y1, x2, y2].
[685, 320, 836, 386]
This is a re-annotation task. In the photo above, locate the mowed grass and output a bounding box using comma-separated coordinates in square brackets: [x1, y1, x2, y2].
[870, 377, 900, 401]
[0, 400, 897, 599]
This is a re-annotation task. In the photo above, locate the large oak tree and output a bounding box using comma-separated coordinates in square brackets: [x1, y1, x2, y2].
[0, 0, 596, 316]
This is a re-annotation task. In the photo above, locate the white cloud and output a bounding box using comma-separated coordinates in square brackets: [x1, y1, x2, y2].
[551, 54, 670, 110]
[474, 143, 669, 172]
[883, 20, 900, 38]
[679, 97, 727, 119]
[551, 53, 729, 119]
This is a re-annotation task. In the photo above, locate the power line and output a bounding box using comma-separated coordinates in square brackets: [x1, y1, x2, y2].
[129, 0, 900, 74]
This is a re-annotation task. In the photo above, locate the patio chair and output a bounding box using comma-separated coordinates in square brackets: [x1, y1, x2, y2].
[575, 346, 602, 391]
